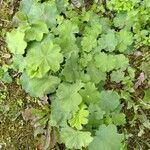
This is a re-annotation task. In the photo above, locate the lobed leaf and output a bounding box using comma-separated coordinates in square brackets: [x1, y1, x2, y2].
[88, 124, 124, 150]
[60, 127, 93, 149]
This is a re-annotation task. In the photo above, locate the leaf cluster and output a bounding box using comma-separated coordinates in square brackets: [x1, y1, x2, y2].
[6, 0, 150, 149]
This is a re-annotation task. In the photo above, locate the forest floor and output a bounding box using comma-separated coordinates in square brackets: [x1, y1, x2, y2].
[0, 1, 37, 149]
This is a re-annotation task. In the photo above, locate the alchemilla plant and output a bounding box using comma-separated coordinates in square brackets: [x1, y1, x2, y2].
[6, 0, 150, 149]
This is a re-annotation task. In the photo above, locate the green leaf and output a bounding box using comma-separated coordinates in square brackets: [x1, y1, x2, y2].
[0, 67, 12, 84]
[117, 29, 133, 52]
[69, 104, 89, 130]
[26, 41, 63, 78]
[111, 70, 125, 83]
[98, 30, 118, 52]
[0, 67, 4, 79]
[42, 1, 58, 28]
[115, 54, 129, 70]
[94, 52, 129, 72]
[89, 103, 105, 120]
[1, 72, 12, 84]
[6, 29, 27, 54]
[113, 13, 127, 28]
[19, 0, 35, 14]
[56, 82, 84, 112]
[25, 21, 48, 41]
[112, 113, 126, 126]
[81, 36, 97, 52]
[54, 20, 79, 57]
[99, 90, 120, 112]
[20, 73, 60, 98]
[99, 17, 111, 33]
[143, 89, 150, 103]
[12, 55, 26, 72]
[55, 0, 69, 13]
[60, 127, 93, 149]
[84, 16, 102, 38]
[88, 124, 124, 150]
[79, 53, 92, 68]
[20, 0, 44, 22]
[79, 82, 100, 104]
[94, 52, 116, 72]
[61, 53, 81, 82]
[50, 99, 69, 127]
[87, 63, 106, 84]
[20, 0, 58, 28]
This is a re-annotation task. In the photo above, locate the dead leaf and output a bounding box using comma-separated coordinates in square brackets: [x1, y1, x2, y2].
[22, 108, 34, 122]
[41, 96, 48, 105]
[134, 72, 145, 89]
[134, 51, 143, 57]
[2, 53, 11, 59]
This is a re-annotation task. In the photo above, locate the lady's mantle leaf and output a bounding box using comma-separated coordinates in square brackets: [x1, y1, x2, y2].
[62, 53, 81, 82]
[12, 55, 26, 72]
[86, 63, 106, 84]
[26, 41, 63, 78]
[94, 52, 129, 72]
[68, 104, 89, 130]
[6, 29, 27, 54]
[143, 89, 150, 103]
[20, 73, 60, 98]
[111, 113, 126, 126]
[20, 0, 58, 28]
[56, 82, 84, 112]
[88, 124, 124, 150]
[94, 52, 116, 72]
[80, 82, 100, 104]
[89, 104, 105, 120]
[98, 30, 118, 52]
[117, 29, 133, 52]
[51, 82, 84, 127]
[111, 70, 125, 83]
[55, 20, 79, 57]
[60, 127, 93, 149]
[99, 90, 120, 112]
[50, 99, 69, 127]
[25, 21, 48, 41]
[81, 36, 97, 52]
[113, 13, 127, 29]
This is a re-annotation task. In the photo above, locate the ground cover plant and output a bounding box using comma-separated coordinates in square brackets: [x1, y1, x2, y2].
[0, 0, 150, 149]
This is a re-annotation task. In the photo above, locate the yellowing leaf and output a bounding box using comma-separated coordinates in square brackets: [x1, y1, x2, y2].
[6, 29, 27, 54]
[69, 104, 89, 130]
